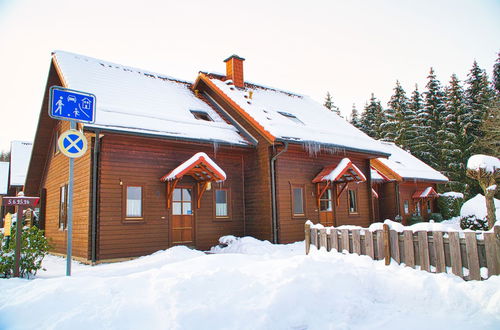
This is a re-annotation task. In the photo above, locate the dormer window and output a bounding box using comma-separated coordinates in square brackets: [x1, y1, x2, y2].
[190, 110, 213, 122]
[278, 111, 304, 125]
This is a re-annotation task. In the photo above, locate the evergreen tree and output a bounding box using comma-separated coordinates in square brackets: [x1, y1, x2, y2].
[349, 103, 361, 129]
[493, 51, 500, 95]
[360, 94, 385, 139]
[0, 151, 10, 162]
[442, 74, 468, 191]
[464, 61, 494, 158]
[324, 91, 342, 117]
[476, 100, 500, 157]
[382, 81, 409, 145]
[406, 85, 423, 153]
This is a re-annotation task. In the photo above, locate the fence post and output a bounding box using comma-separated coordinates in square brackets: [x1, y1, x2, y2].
[319, 228, 327, 250]
[484, 226, 500, 277]
[305, 222, 311, 255]
[383, 224, 391, 265]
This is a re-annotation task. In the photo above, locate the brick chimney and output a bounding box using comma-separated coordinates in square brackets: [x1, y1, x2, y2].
[224, 54, 245, 88]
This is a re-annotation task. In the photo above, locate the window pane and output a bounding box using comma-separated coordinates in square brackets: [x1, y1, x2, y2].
[293, 187, 304, 215]
[183, 202, 192, 215]
[320, 200, 332, 211]
[216, 190, 227, 203]
[349, 190, 357, 213]
[172, 202, 182, 215]
[216, 190, 228, 217]
[404, 201, 409, 214]
[182, 189, 192, 202]
[173, 188, 182, 201]
[427, 201, 431, 213]
[127, 186, 142, 217]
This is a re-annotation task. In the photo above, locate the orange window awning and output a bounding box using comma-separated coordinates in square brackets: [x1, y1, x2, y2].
[313, 158, 366, 183]
[160, 152, 226, 208]
[312, 158, 367, 207]
[412, 186, 439, 199]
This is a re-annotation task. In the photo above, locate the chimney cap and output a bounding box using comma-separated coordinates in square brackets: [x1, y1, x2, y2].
[224, 54, 245, 62]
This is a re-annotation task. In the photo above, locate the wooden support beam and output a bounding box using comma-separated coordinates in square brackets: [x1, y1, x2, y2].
[196, 181, 210, 208]
[316, 182, 331, 208]
[165, 178, 179, 208]
[336, 182, 348, 206]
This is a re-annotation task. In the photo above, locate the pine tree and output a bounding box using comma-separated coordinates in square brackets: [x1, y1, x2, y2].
[442, 74, 468, 191]
[0, 151, 10, 162]
[382, 81, 409, 145]
[324, 91, 342, 117]
[349, 103, 361, 129]
[360, 94, 385, 139]
[493, 51, 500, 95]
[406, 85, 422, 153]
[424, 68, 447, 170]
[464, 61, 494, 157]
[476, 100, 500, 156]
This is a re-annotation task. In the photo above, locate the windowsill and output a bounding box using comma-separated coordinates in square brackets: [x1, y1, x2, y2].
[122, 218, 145, 224]
[214, 217, 231, 221]
[348, 212, 359, 216]
[293, 214, 306, 219]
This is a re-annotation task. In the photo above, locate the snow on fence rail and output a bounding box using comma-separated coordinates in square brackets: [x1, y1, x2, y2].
[304, 222, 500, 281]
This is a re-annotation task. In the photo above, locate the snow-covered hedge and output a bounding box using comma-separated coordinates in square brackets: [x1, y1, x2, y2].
[438, 191, 464, 220]
[460, 194, 500, 230]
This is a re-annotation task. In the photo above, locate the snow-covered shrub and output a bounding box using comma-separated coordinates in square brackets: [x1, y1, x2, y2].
[437, 192, 464, 220]
[460, 215, 489, 231]
[0, 226, 51, 278]
[429, 213, 443, 222]
[408, 215, 423, 225]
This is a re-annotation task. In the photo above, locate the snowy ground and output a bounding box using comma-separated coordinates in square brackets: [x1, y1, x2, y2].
[0, 237, 499, 330]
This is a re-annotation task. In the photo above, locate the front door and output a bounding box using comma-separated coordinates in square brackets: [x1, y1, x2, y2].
[171, 187, 194, 246]
[319, 188, 334, 227]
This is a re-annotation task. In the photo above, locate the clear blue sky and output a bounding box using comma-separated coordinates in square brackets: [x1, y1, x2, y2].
[0, 0, 499, 151]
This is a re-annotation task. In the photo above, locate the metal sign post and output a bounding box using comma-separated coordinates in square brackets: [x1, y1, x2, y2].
[1, 196, 40, 277]
[49, 86, 95, 277]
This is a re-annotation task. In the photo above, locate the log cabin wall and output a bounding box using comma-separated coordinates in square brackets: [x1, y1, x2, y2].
[41, 120, 92, 259]
[377, 181, 398, 222]
[200, 84, 274, 242]
[275, 144, 374, 243]
[399, 181, 438, 222]
[97, 133, 247, 260]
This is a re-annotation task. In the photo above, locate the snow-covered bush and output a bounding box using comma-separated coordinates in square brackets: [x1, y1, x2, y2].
[408, 215, 423, 225]
[429, 213, 443, 222]
[437, 192, 464, 220]
[460, 215, 488, 231]
[0, 226, 51, 278]
[459, 193, 500, 231]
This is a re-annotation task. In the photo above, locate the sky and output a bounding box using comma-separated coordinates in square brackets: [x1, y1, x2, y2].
[0, 0, 499, 152]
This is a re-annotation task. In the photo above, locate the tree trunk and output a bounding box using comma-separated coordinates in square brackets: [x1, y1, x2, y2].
[485, 189, 497, 229]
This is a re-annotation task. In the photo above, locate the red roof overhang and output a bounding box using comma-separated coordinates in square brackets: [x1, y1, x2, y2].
[312, 158, 366, 183]
[160, 152, 226, 182]
[412, 187, 439, 199]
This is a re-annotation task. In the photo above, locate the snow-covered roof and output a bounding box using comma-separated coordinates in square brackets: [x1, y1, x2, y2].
[467, 154, 500, 173]
[10, 141, 33, 187]
[0, 162, 9, 194]
[375, 142, 448, 182]
[160, 152, 226, 182]
[412, 186, 439, 199]
[52, 51, 249, 146]
[312, 158, 366, 183]
[370, 167, 388, 182]
[208, 77, 390, 156]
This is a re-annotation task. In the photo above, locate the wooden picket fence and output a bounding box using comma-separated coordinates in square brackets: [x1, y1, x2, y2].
[305, 222, 500, 281]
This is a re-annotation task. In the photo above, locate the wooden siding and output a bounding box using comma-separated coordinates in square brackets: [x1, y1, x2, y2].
[276, 145, 374, 243]
[200, 83, 274, 242]
[41, 120, 93, 259]
[97, 133, 247, 260]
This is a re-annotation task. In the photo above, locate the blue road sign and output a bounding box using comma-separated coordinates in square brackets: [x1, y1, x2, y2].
[58, 129, 88, 158]
[49, 86, 96, 123]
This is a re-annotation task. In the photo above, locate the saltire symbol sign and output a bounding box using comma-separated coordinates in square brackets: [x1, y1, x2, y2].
[58, 129, 88, 158]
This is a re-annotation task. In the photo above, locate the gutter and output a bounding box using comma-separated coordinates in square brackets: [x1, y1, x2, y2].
[275, 138, 391, 158]
[89, 129, 101, 264]
[270, 141, 288, 244]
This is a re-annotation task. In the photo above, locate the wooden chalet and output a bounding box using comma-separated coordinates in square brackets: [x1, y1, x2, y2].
[192, 55, 390, 243]
[370, 142, 448, 224]
[25, 51, 392, 263]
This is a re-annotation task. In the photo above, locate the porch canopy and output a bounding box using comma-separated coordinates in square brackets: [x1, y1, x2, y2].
[160, 152, 226, 208]
[412, 186, 439, 199]
[312, 158, 366, 206]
